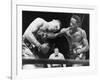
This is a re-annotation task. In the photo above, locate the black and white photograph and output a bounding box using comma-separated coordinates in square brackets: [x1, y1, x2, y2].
[8, 0, 99, 79]
[11, 2, 97, 79]
[22, 11, 89, 69]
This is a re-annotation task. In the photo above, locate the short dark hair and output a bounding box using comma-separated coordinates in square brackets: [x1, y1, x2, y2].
[71, 15, 81, 27]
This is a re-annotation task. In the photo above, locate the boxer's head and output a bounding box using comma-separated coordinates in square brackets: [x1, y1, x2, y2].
[70, 15, 81, 28]
[48, 20, 60, 32]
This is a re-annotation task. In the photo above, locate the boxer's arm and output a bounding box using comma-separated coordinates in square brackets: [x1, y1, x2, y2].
[53, 28, 67, 37]
[25, 31, 41, 47]
[81, 30, 89, 53]
[58, 27, 71, 36]
[44, 31, 64, 39]
[46, 33, 57, 39]
[24, 18, 44, 47]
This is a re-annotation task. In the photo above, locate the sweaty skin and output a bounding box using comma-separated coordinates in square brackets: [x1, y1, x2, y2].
[23, 18, 47, 47]
[57, 27, 89, 56]
[23, 18, 60, 48]
[22, 18, 60, 68]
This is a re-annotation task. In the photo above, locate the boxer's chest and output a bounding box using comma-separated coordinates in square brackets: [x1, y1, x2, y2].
[70, 30, 83, 42]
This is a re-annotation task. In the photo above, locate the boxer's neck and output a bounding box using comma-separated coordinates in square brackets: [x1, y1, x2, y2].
[70, 26, 78, 34]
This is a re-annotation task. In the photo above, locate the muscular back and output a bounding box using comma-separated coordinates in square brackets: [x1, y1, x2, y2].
[23, 18, 46, 38]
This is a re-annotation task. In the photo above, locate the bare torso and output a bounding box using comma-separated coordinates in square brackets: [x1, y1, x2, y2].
[64, 27, 84, 50]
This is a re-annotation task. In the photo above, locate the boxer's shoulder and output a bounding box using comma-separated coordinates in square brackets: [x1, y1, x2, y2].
[78, 28, 87, 38]
[34, 17, 46, 23]
[80, 29, 86, 36]
[28, 18, 46, 30]
[78, 27, 85, 32]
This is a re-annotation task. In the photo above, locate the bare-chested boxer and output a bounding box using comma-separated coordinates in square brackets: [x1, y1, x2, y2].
[56, 15, 89, 66]
[22, 17, 60, 69]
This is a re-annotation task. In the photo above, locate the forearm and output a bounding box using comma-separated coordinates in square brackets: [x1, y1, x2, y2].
[81, 30, 89, 53]
[25, 33, 41, 47]
[81, 45, 89, 53]
[46, 32, 64, 39]
[81, 38, 89, 53]
[55, 32, 65, 37]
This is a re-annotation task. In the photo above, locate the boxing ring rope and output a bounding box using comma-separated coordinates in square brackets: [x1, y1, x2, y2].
[22, 57, 89, 66]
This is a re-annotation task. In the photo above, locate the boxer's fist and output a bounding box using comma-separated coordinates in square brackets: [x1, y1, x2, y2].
[39, 43, 50, 54]
[73, 48, 82, 54]
[76, 49, 82, 54]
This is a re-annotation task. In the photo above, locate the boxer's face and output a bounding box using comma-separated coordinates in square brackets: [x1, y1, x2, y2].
[52, 25, 60, 32]
[70, 18, 78, 28]
[48, 20, 60, 32]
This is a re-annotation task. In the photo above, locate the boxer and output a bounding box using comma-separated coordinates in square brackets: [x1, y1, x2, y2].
[56, 15, 89, 66]
[22, 17, 60, 69]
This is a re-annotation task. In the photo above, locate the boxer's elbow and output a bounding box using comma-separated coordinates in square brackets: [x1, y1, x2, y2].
[83, 43, 89, 52]
[85, 45, 89, 52]
[85, 40, 89, 51]
[82, 38, 89, 52]
[24, 32, 30, 39]
[24, 32, 34, 41]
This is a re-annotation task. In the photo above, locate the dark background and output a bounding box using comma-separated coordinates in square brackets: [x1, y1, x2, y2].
[22, 11, 89, 59]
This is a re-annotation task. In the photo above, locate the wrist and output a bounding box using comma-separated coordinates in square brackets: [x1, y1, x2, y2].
[36, 43, 41, 48]
[80, 49, 83, 53]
